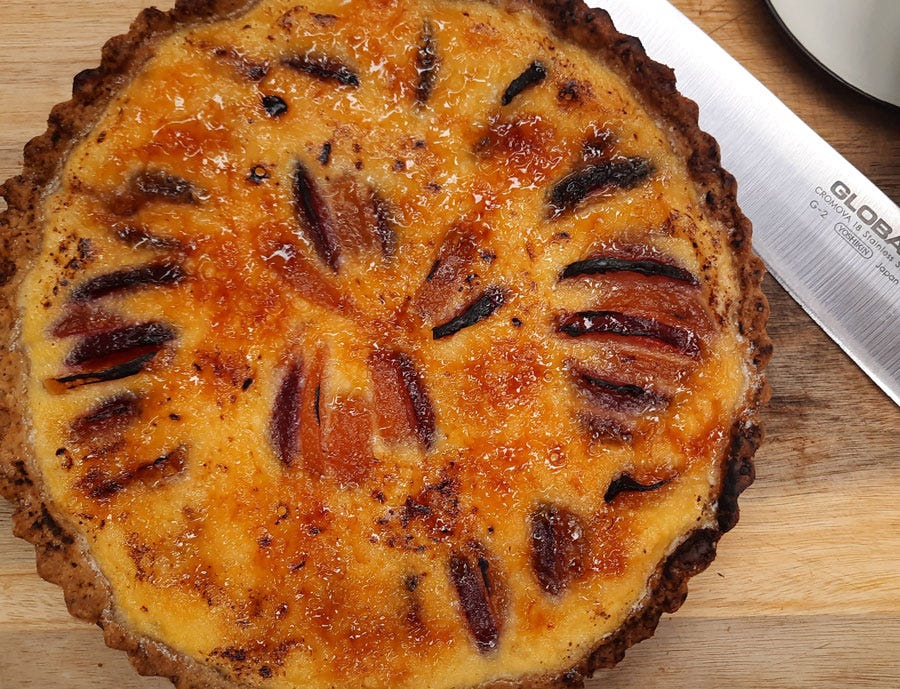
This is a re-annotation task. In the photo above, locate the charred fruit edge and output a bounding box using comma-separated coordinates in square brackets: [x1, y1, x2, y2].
[0, 1, 772, 688]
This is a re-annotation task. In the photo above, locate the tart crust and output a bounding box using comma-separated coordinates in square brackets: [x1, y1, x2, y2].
[0, 1, 772, 688]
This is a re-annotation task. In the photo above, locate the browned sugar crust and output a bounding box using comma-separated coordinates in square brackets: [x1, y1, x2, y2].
[0, 1, 771, 687]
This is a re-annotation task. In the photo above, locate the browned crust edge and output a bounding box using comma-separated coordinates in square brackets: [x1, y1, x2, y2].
[0, 1, 771, 688]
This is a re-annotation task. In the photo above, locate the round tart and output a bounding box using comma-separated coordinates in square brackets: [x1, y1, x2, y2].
[0, 1, 771, 688]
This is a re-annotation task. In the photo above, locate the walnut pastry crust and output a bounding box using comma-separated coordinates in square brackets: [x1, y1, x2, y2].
[0, 1, 771, 688]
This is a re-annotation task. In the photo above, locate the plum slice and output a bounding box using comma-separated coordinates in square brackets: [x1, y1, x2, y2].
[282, 53, 360, 87]
[369, 349, 436, 449]
[432, 286, 506, 340]
[69, 391, 141, 441]
[583, 414, 636, 443]
[133, 170, 208, 204]
[410, 222, 490, 324]
[501, 60, 547, 106]
[258, 236, 343, 311]
[271, 351, 373, 483]
[573, 369, 668, 415]
[65, 322, 176, 369]
[557, 310, 700, 357]
[270, 358, 304, 467]
[69, 262, 185, 302]
[79, 445, 187, 501]
[449, 544, 504, 652]
[211, 46, 269, 81]
[114, 224, 186, 252]
[372, 191, 397, 257]
[290, 168, 395, 272]
[415, 19, 440, 104]
[270, 351, 332, 476]
[50, 304, 125, 339]
[109, 170, 209, 216]
[548, 157, 654, 217]
[50, 352, 158, 391]
[569, 364, 673, 443]
[129, 446, 188, 488]
[328, 175, 397, 259]
[299, 349, 327, 477]
[530, 503, 587, 595]
[604, 473, 672, 503]
[293, 161, 341, 270]
[560, 256, 698, 285]
[53, 322, 174, 392]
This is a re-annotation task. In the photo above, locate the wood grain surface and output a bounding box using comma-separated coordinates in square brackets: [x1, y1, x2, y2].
[1, 1, 898, 688]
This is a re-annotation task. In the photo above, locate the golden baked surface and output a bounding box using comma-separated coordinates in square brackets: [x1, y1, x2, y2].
[11, 1, 764, 688]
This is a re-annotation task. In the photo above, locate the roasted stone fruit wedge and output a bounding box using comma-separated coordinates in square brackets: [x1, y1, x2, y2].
[0, 2, 770, 689]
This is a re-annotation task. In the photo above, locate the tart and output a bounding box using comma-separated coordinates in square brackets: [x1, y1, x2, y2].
[0, 1, 771, 688]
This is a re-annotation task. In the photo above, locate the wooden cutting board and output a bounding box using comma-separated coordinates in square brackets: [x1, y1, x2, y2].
[0, 1, 897, 688]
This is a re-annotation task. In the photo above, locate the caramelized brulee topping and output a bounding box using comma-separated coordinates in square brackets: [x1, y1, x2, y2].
[19, 1, 755, 688]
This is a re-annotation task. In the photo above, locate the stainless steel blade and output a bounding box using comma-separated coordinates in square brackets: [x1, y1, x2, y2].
[595, 0, 900, 406]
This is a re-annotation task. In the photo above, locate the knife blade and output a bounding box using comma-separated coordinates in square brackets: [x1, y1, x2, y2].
[596, 0, 900, 406]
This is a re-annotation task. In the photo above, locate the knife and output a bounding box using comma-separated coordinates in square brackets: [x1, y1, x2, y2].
[596, 0, 900, 406]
